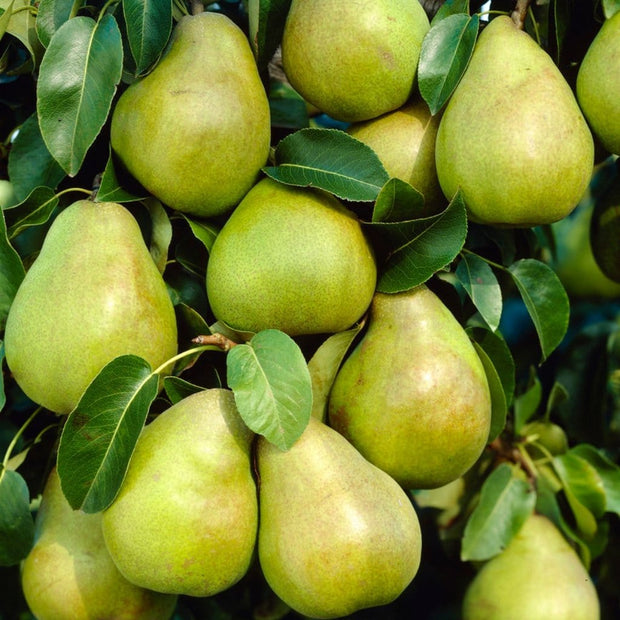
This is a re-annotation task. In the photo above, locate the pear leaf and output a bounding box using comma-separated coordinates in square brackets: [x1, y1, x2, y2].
[513, 369, 542, 434]
[373, 178, 426, 223]
[123, 0, 172, 75]
[57, 355, 159, 513]
[5, 0, 44, 66]
[96, 151, 148, 203]
[251, 0, 292, 73]
[163, 376, 206, 405]
[0, 469, 35, 566]
[419, 13, 479, 115]
[144, 198, 171, 275]
[0, 210, 25, 331]
[37, 14, 123, 176]
[263, 128, 389, 202]
[431, 0, 470, 24]
[508, 259, 570, 362]
[456, 253, 502, 331]
[461, 463, 536, 562]
[603, 0, 620, 18]
[2, 186, 59, 239]
[182, 215, 219, 254]
[35, 0, 74, 48]
[0, 1, 13, 40]
[0, 342, 6, 411]
[227, 329, 312, 451]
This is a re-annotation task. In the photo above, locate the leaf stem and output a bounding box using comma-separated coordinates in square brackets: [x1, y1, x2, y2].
[97, 0, 121, 20]
[152, 345, 212, 376]
[461, 247, 507, 273]
[1, 407, 42, 476]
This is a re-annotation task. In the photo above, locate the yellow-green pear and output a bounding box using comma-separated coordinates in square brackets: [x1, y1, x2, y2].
[348, 100, 445, 216]
[101, 389, 257, 597]
[110, 12, 271, 218]
[576, 11, 620, 156]
[435, 16, 594, 227]
[21, 468, 177, 620]
[521, 419, 569, 457]
[281, 0, 430, 122]
[462, 513, 600, 619]
[257, 416, 422, 619]
[4, 200, 178, 414]
[206, 177, 377, 336]
[328, 285, 492, 489]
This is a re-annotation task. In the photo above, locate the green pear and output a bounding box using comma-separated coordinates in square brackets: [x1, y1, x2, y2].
[590, 172, 620, 283]
[110, 11, 271, 218]
[435, 16, 594, 227]
[4, 200, 177, 414]
[101, 389, 257, 597]
[348, 100, 445, 216]
[462, 513, 600, 619]
[577, 11, 620, 156]
[521, 420, 569, 457]
[21, 468, 177, 620]
[257, 416, 422, 619]
[281, 0, 430, 122]
[206, 177, 377, 336]
[328, 285, 492, 489]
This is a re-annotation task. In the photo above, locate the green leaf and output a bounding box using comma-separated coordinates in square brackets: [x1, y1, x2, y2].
[0, 469, 34, 566]
[513, 369, 542, 434]
[250, 0, 292, 73]
[508, 259, 570, 362]
[143, 198, 171, 275]
[0, 1, 14, 40]
[7, 113, 66, 202]
[372, 178, 425, 223]
[5, 0, 44, 66]
[57, 355, 159, 513]
[96, 151, 148, 203]
[456, 253, 502, 331]
[419, 13, 479, 115]
[603, 0, 620, 18]
[123, 0, 172, 75]
[0, 209, 25, 331]
[37, 14, 123, 176]
[0, 341, 6, 411]
[374, 190, 468, 293]
[163, 376, 205, 405]
[461, 463, 536, 561]
[431, 0, 470, 24]
[181, 214, 219, 254]
[226, 329, 312, 451]
[2, 186, 59, 239]
[263, 128, 389, 202]
[35, 0, 75, 48]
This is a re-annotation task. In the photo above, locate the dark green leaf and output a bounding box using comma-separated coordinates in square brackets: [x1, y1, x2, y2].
[508, 259, 570, 362]
[456, 253, 502, 331]
[0, 469, 34, 566]
[419, 13, 479, 115]
[461, 463, 536, 561]
[123, 0, 172, 75]
[269, 80, 309, 130]
[163, 376, 206, 404]
[263, 128, 389, 202]
[0, 210, 25, 331]
[250, 0, 292, 73]
[3, 186, 59, 239]
[513, 369, 542, 434]
[551, 0, 571, 64]
[181, 214, 219, 254]
[431, 0, 470, 24]
[57, 355, 159, 513]
[373, 178, 425, 223]
[227, 329, 312, 450]
[0, 341, 6, 411]
[96, 152, 148, 203]
[143, 198, 171, 275]
[374, 191, 467, 293]
[37, 15, 123, 175]
[35, 0, 74, 47]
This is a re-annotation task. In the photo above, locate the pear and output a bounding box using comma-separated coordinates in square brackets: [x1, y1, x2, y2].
[521, 420, 569, 457]
[257, 416, 422, 619]
[462, 513, 600, 619]
[435, 16, 594, 227]
[328, 285, 492, 490]
[21, 468, 177, 620]
[4, 200, 177, 414]
[281, 0, 430, 122]
[576, 11, 620, 156]
[348, 100, 445, 216]
[110, 11, 271, 218]
[101, 389, 257, 597]
[206, 177, 377, 336]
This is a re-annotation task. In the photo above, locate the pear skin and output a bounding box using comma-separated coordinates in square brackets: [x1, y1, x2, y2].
[111, 12, 271, 218]
[101, 389, 257, 597]
[21, 468, 177, 620]
[4, 200, 178, 414]
[462, 514, 600, 619]
[328, 285, 492, 490]
[257, 416, 422, 619]
[435, 16, 594, 227]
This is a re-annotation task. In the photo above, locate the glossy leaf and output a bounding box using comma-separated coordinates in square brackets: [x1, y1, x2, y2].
[5, 0, 44, 65]
[513, 370, 542, 434]
[0, 469, 35, 566]
[57, 355, 159, 513]
[372, 178, 425, 223]
[163, 376, 205, 405]
[35, 0, 74, 47]
[3, 186, 59, 239]
[227, 329, 312, 450]
[419, 13, 479, 114]
[144, 198, 171, 275]
[461, 463, 536, 561]
[431, 0, 470, 24]
[182, 215, 219, 254]
[263, 128, 389, 202]
[250, 0, 292, 73]
[0, 210, 25, 331]
[96, 152, 148, 203]
[508, 259, 570, 362]
[37, 15, 123, 175]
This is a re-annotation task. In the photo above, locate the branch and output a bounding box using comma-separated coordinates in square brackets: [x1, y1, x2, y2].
[191, 332, 238, 351]
[511, 0, 531, 30]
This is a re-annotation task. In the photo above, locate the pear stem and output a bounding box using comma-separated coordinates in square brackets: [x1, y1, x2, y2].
[191, 333, 238, 351]
[190, 0, 205, 16]
[511, 0, 532, 30]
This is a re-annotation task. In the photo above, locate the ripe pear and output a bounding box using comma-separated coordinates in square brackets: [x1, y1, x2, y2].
[21, 468, 177, 620]
[110, 11, 271, 218]
[206, 177, 377, 336]
[4, 200, 177, 414]
[348, 100, 445, 216]
[576, 11, 620, 156]
[257, 416, 422, 619]
[462, 513, 600, 619]
[328, 285, 492, 489]
[101, 389, 257, 597]
[281, 0, 430, 122]
[435, 16, 594, 227]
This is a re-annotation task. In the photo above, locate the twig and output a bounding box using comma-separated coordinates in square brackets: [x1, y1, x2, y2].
[511, 0, 531, 30]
